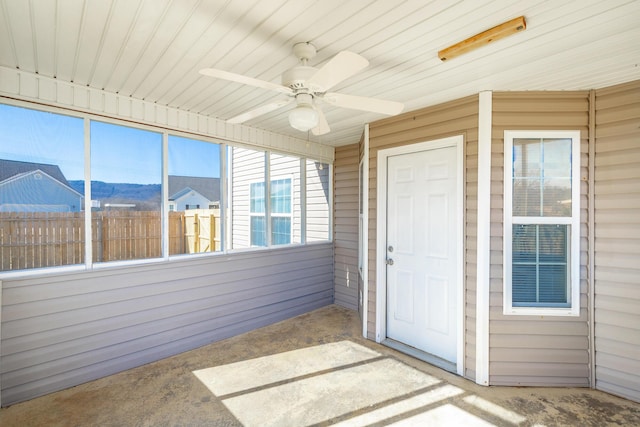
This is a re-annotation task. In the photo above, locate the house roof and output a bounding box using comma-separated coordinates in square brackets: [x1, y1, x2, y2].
[0, 168, 83, 198]
[0, 159, 71, 186]
[168, 175, 220, 202]
[0, 1, 638, 147]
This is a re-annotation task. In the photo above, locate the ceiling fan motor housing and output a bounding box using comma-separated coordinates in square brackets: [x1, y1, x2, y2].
[282, 66, 319, 91]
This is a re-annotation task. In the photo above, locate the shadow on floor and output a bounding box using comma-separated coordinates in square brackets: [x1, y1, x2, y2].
[1, 305, 639, 426]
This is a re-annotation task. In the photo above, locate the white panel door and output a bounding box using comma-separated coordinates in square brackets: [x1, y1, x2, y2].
[386, 145, 458, 363]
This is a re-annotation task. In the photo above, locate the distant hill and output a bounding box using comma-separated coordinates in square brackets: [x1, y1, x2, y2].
[69, 181, 161, 207]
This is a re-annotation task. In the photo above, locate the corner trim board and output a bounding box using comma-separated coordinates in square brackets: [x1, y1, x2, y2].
[475, 91, 492, 386]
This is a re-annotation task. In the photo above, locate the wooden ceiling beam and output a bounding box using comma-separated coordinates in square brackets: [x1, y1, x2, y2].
[438, 16, 526, 61]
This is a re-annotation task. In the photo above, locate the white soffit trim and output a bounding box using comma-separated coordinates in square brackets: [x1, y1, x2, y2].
[476, 91, 492, 386]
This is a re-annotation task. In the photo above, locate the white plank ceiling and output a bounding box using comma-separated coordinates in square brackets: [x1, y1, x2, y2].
[1, 0, 639, 146]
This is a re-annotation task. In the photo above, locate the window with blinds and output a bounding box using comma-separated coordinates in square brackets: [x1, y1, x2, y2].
[504, 131, 581, 315]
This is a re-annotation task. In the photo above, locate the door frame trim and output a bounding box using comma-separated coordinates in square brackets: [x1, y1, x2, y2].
[375, 134, 464, 376]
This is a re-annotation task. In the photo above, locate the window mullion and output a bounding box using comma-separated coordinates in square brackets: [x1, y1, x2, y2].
[161, 132, 169, 259]
[513, 216, 572, 225]
[265, 151, 271, 247]
[84, 117, 92, 269]
[300, 158, 306, 244]
[535, 224, 540, 303]
[539, 138, 544, 217]
[220, 143, 227, 252]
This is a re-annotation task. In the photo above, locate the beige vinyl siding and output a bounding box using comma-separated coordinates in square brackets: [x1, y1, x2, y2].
[0, 243, 333, 405]
[367, 95, 479, 378]
[490, 92, 590, 387]
[333, 143, 359, 310]
[593, 80, 640, 402]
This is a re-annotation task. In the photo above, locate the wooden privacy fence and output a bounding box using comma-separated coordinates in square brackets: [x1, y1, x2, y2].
[0, 211, 84, 271]
[169, 209, 221, 255]
[93, 211, 162, 262]
[0, 209, 221, 271]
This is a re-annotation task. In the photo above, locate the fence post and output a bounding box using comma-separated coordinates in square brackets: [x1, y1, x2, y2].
[95, 213, 103, 262]
[209, 213, 215, 252]
[180, 213, 185, 254]
[193, 213, 199, 253]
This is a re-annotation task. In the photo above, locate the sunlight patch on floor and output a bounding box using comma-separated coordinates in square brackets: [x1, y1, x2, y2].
[221, 357, 439, 426]
[194, 341, 442, 426]
[193, 340, 529, 427]
[389, 403, 497, 426]
[331, 384, 465, 427]
[463, 395, 527, 424]
[193, 340, 380, 396]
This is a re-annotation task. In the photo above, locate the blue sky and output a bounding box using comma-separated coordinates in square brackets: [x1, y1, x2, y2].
[0, 104, 221, 184]
[0, 103, 85, 179]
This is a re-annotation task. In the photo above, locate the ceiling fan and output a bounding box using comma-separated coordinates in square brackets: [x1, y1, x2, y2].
[199, 42, 404, 135]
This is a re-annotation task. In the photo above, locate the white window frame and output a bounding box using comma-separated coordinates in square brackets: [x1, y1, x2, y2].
[503, 130, 581, 316]
[0, 98, 332, 277]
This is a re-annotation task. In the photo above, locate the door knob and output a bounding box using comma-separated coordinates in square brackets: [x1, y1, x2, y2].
[386, 258, 394, 266]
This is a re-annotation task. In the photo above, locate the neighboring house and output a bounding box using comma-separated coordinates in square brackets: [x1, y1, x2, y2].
[0, 159, 83, 212]
[168, 175, 220, 211]
[168, 187, 212, 211]
[228, 148, 330, 249]
[230, 148, 298, 248]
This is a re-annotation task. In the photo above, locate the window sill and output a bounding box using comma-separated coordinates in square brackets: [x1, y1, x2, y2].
[503, 306, 580, 317]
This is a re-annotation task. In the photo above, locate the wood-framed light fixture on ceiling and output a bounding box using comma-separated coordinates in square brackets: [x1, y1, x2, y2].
[438, 16, 526, 61]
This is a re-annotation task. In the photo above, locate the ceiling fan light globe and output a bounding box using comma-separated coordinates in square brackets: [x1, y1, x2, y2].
[289, 105, 319, 132]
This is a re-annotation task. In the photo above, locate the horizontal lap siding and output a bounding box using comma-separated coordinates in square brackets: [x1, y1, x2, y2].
[594, 80, 640, 402]
[231, 147, 265, 248]
[0, 243, 333, 405]
[368, 95, 479, 378]
[333, 144, 359, 310]
[490, 92, 590, 387]
[306, 161, 331, 242]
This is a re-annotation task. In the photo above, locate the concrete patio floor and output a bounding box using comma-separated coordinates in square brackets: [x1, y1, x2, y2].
[1, 304, 639, 426]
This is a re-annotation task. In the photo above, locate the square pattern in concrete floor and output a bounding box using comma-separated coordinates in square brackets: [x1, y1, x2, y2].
[1, 305, 639, 426]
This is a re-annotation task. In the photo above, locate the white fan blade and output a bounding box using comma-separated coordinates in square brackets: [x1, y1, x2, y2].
[306, 51, 369, 92]
[312, 106, 330, 136]
[323, 92, 404, 115]
[227, 98, 293, 124]
[199, 68, 293, 95]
